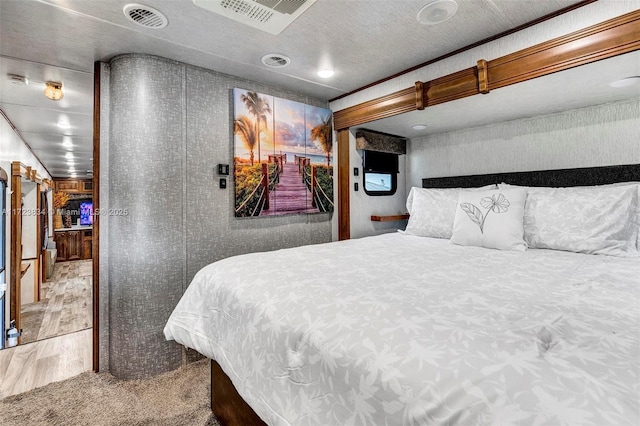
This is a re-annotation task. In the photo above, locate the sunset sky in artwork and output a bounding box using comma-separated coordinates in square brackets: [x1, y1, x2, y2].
[233, 88, 332, 163]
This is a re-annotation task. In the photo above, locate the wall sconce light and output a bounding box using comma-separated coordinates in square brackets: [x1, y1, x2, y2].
[44, 81, 64, 101]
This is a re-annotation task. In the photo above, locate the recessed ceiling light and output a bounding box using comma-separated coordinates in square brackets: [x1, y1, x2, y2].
[317, 69, 335, 79]
[57, 121, 70, 129]
[610, 76, 640, 88]
[417, 0, 458, 25]
[261, 54, 291, 68]
[62, 137, 73, 148]
[70, 173, 77, 178]
[65, 152, 74, 159]
[44, 81, 64, 101]
[412, 124, 428, 130]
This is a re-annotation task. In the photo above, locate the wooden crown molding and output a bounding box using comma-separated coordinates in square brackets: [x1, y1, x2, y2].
[11, 162, 50, 187]
[333, 9, 640, 131]
[329, 0, 597, 103]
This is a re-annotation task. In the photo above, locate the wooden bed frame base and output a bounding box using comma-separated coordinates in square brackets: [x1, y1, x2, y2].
[211, 360, 267, 426]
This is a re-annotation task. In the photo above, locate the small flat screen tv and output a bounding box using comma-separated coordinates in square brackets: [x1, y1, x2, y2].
[79, 201, 93, 226]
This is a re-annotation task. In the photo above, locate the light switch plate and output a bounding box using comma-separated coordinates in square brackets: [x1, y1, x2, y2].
[220, 178, 227, 189]
[217, 164, 230, 175]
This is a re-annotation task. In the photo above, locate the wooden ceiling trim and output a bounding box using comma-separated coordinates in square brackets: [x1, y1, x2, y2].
[487, 9, 640, 90]
[424, 67, 480, 107]
[333, 9, 640, 131]
[12, 162, 29, 179]
[477, 60, 490, 94]
[333, 87, 416, 130]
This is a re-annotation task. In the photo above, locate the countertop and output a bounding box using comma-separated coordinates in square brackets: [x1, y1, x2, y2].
[54, 226, 93, 232]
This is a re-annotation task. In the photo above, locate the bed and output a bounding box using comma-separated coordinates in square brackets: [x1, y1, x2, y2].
[164, 164, 640, 426]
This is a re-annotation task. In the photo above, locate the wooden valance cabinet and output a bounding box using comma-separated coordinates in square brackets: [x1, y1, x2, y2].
[54, 228, 92, 261]
[55, 179, 92, 194]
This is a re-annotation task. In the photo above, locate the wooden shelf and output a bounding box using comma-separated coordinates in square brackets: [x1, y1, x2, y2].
[371, 214, 410, 222]
[20, 263, 31, 278]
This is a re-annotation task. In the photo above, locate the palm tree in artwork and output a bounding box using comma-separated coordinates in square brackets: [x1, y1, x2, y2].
[241, 91, 271, 163]
[311, 115, 333, 170]
[234, 115, 257, 165]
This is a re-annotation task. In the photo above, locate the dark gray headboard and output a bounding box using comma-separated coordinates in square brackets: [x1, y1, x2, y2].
[422, 164, 640, 188]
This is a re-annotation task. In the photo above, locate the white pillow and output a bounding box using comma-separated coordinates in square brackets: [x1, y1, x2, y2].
[526, 185, 637, 256]
[499, 182, 639, 256]
[405, 187, 459, 238]
[451, 188, 528, 251]
[405, 185, 497, 239]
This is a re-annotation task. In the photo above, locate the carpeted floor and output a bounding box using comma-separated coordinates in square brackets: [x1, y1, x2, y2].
[0, 359, 219, 426]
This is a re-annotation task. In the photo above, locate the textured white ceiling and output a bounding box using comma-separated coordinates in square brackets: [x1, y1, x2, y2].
[0, 0, 626, 177]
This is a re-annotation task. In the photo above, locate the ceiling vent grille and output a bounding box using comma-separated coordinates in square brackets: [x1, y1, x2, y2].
[192, 0, 316, 35]
[123, 4, 169, 29]
[261, 54, 290, 68]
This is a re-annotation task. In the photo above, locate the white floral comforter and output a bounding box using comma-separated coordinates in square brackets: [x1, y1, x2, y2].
[164, 233, 640, 425]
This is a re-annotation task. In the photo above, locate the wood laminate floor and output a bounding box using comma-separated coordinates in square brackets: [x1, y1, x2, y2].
[20, 260, 92, 344]
[0, 328, 92, 399]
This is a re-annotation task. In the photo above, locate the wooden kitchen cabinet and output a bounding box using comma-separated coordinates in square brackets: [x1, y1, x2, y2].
[54, 228, 92, 261]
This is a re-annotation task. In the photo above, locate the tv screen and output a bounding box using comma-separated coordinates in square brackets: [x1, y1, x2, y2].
[79, 201, 93, 226]
[362, 150, 399, 173]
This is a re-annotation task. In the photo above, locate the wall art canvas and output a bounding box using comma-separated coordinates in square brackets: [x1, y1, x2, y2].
[233, 88, 334, 217]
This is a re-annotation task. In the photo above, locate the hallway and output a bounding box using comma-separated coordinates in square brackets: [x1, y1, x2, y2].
[20, 260, 92, 344]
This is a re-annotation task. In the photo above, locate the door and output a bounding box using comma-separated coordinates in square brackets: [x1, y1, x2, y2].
[54, 232, 68, 261]
[67, 231, 82, 261]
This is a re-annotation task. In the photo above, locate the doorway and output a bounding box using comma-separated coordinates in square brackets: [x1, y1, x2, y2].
[0, 165, 94, 399]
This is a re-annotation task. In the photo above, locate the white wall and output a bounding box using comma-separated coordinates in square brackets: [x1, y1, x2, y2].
[0, 113, 52, 336]
[341, 130, 408, 240]
[407, 98, 640, 186]
[20, 182, 38, 305]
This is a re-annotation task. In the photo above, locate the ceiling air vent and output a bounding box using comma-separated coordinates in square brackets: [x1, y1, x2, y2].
[192, 0, 316, 35]
[261, 54, 290, 68]
[123, 4, 169, 29]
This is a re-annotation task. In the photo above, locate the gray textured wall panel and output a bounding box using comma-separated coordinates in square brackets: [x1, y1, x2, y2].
[106, 55, 332, 378]
[407, 98, 640, 187]
[108, 55, 185, 379]
[185, 66, 332, 284]
[99, 62, 110, 372]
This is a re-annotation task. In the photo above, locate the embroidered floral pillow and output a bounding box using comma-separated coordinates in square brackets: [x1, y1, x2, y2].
[405, 185, 497, 239]
[451, 188, 527, 251]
